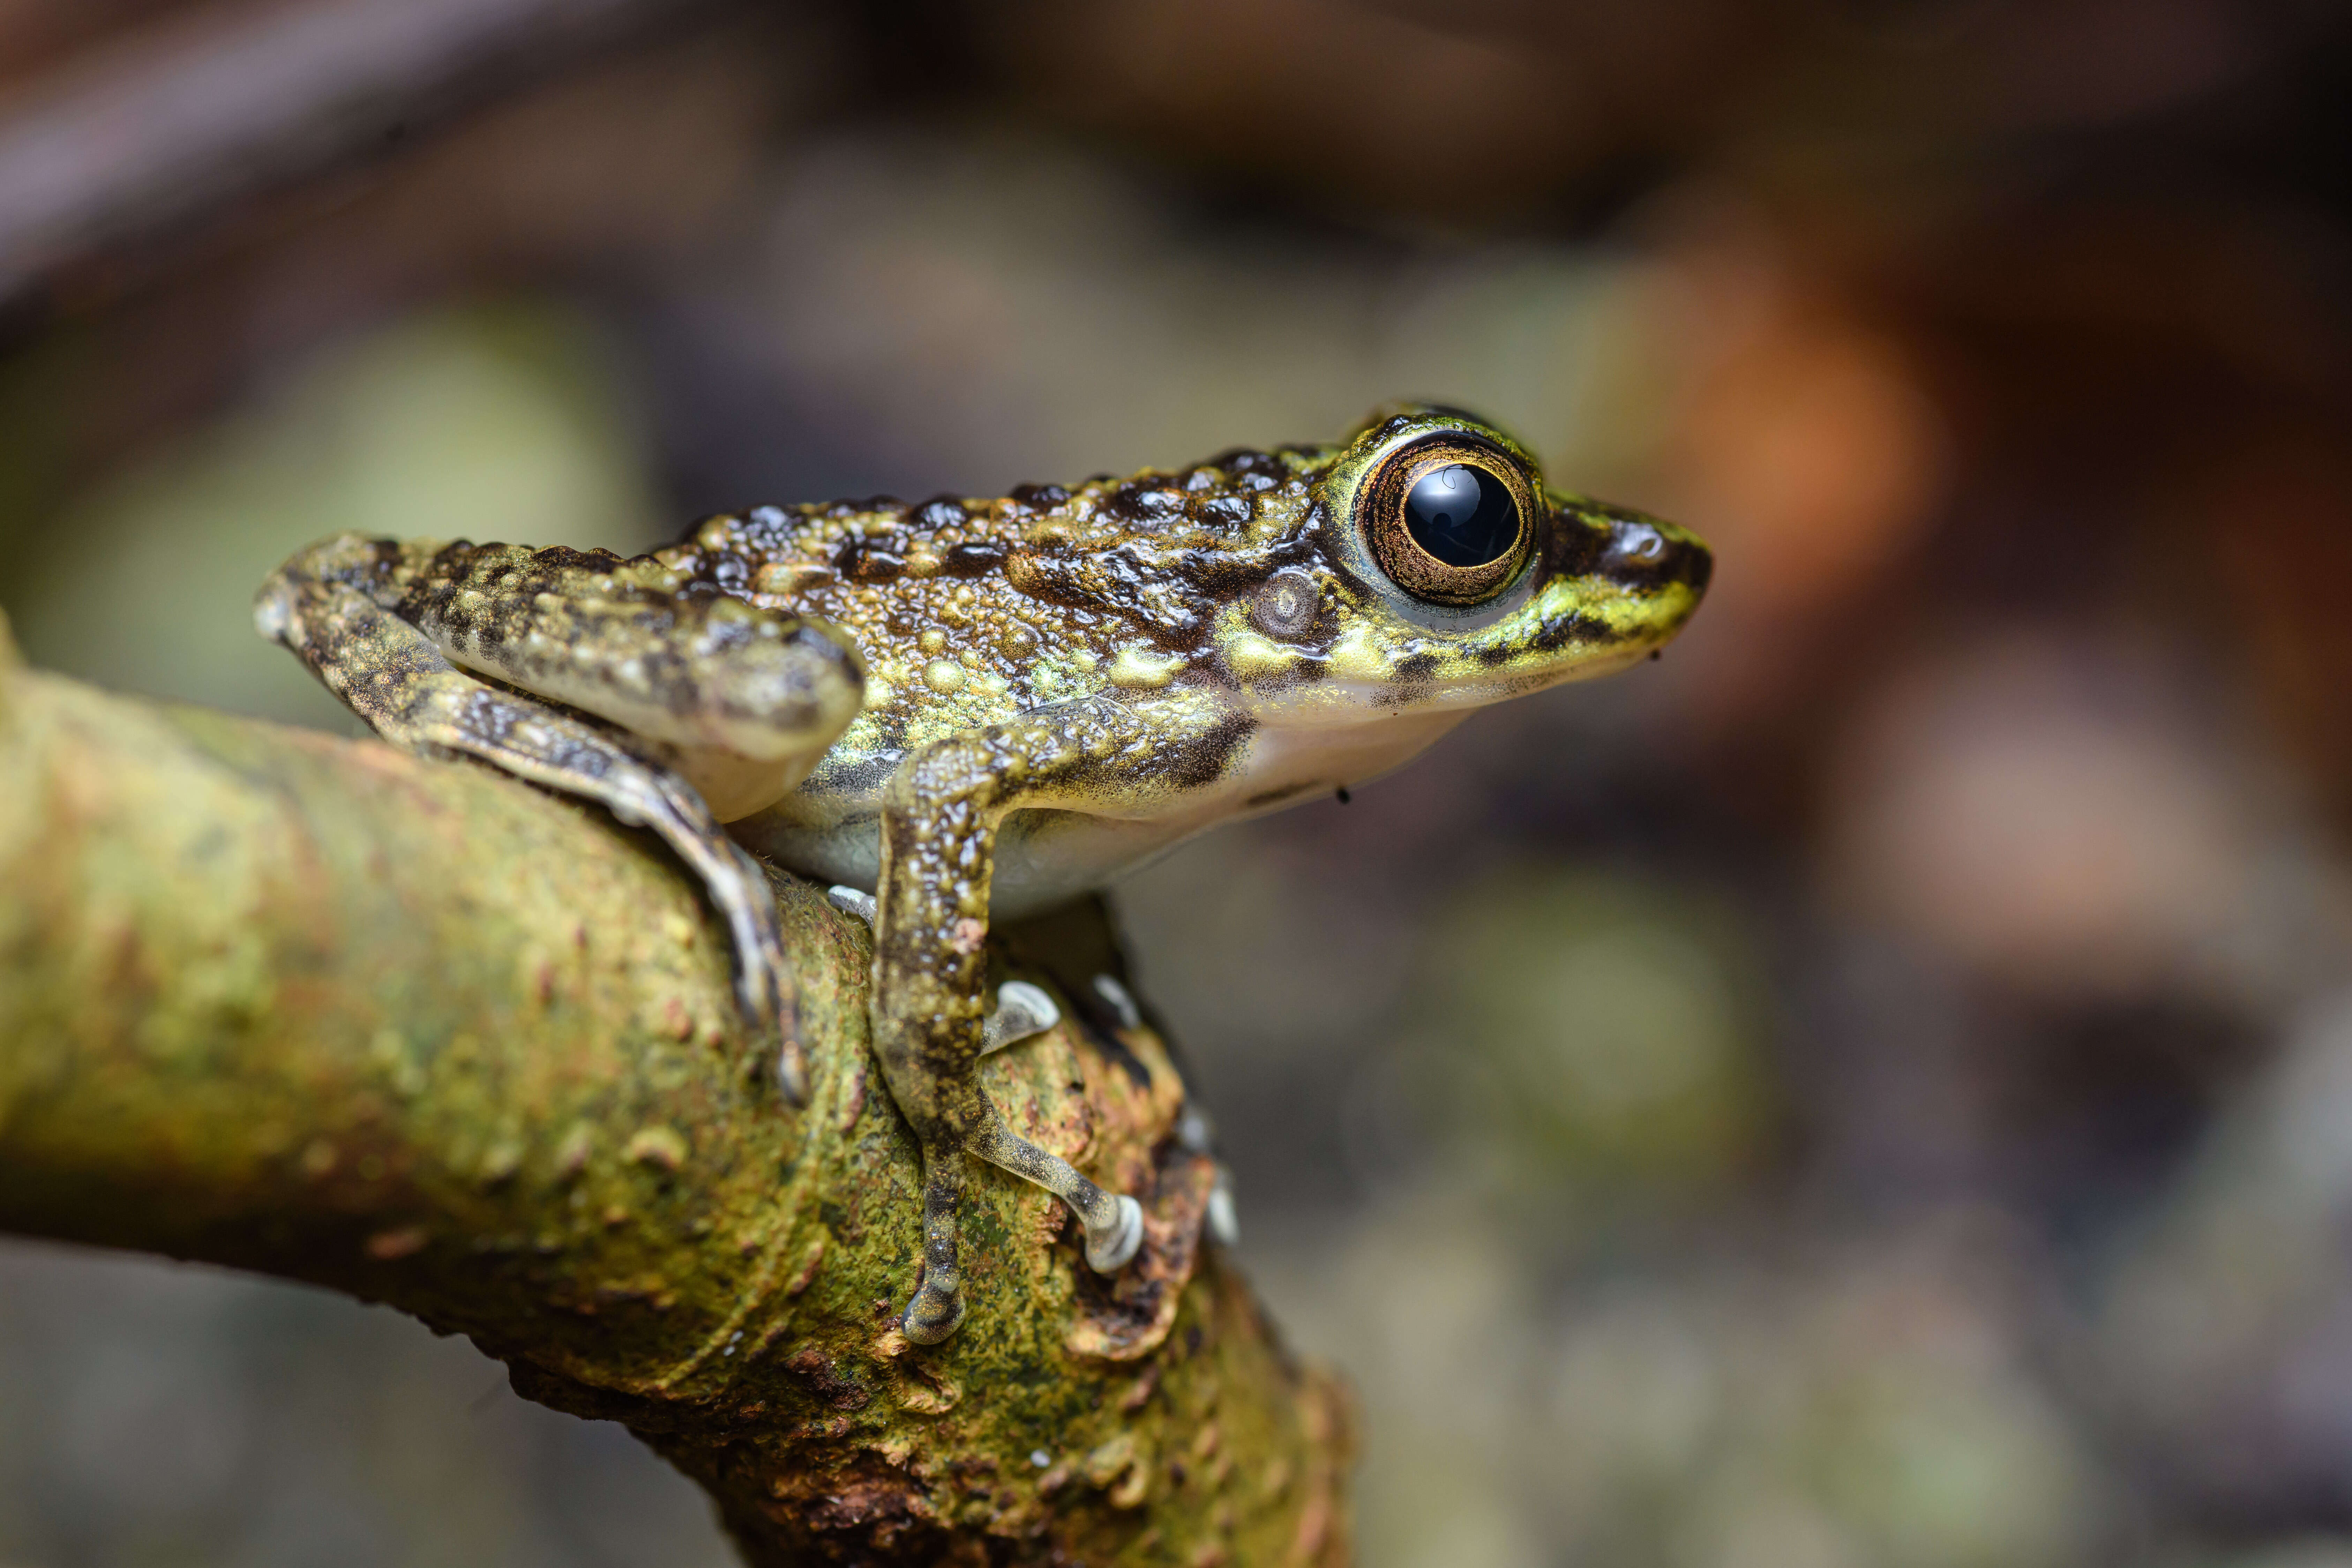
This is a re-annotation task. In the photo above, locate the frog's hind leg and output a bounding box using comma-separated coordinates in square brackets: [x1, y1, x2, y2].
[868, 703, 1153, 1342]
[367, 533, 866, 823]
[255, 541, 812, 1101]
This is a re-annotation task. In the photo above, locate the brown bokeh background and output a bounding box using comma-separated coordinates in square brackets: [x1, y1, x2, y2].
[5, 3, 2352, 1563]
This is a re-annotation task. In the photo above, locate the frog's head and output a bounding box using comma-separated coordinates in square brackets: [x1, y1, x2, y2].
[1220, 405, 1710, 719]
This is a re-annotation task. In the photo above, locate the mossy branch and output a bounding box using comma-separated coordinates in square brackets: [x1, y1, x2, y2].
[0, 621, 1350, 1567]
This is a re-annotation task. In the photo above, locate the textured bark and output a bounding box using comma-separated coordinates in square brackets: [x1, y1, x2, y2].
[0, 619, 1351, 1567]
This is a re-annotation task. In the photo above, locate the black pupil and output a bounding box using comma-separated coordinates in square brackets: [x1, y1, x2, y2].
[1402, 464, 1518, 567]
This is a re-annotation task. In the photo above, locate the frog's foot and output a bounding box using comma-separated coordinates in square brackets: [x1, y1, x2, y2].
[968, 1101, 1145, 1274]
[254, 571, 809, 1103]
[902, 1140, 969, 1344]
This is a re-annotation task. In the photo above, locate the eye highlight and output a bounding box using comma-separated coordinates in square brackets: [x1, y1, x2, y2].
[1358, 435, 1536, 605]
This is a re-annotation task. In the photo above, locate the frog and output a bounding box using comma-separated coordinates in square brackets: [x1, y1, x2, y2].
[255, 403, 1711, 1344]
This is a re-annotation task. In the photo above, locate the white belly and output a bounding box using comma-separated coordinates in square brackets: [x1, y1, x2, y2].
[730, 704, 1470, 917]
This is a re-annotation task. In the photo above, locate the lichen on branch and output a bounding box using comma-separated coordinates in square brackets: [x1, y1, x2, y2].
[0, 621, 1350, 1567]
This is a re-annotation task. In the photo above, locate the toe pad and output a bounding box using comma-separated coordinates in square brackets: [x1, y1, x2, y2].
[1085, 1194, 1145, 1273]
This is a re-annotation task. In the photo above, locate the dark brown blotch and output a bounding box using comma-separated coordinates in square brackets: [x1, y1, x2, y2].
[941, 541, 1006, 578]
[834, 539, 907, 583]
[912, 496, 968, 530]
[1158, 711, 1256, 790]
[1008, 482, 1070, 510]
[1102, 478, 1189, 526]
[1213, 449, 1286, 488]
[1528, 612, 1621, 654]
[1005, 543, 1221, 648]
[1192, 493, 1253, 530]
[1394, 651, 1440, 682]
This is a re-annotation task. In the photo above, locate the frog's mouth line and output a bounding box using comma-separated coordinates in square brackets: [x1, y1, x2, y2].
[1212, 558, 1705, 717]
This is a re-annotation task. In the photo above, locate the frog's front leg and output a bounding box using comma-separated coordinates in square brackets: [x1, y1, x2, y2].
[872, 703, 1155, 1343]
[255, 533, 864, 1101]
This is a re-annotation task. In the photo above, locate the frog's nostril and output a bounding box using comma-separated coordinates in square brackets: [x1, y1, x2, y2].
[1608, 521, 1665, 567]
[1599, 518, 1709, 592]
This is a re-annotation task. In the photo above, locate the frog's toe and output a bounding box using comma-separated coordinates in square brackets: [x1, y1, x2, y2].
[826, 884, 877, 924]
[980, 980, 1059, 1055]
[964, 1110, 1144, 1273]
[902, 1278, 967, 1344]
[1206, 1166, 1239, 1247]
[707, 838, 805, 1105]
[773, 999, 809, 1108]
[719, 899, 807, 1106]
[1085, 1194, 1145, 1274]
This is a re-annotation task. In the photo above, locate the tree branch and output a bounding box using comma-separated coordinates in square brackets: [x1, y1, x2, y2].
[0, 620, 1350, 1566]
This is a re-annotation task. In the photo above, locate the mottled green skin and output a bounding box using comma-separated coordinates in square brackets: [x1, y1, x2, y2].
[254, 405, 1712, 1346]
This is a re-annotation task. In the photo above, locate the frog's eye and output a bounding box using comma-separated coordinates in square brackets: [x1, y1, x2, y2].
[1360, 436, 1535, 606]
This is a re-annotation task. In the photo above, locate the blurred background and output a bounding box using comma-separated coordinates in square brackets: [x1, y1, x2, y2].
[3, 1, 2352, 1563]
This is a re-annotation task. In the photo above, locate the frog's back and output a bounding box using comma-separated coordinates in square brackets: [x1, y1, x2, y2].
[643, 451, 1337, 911]
[652, 447, 1327, 746]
